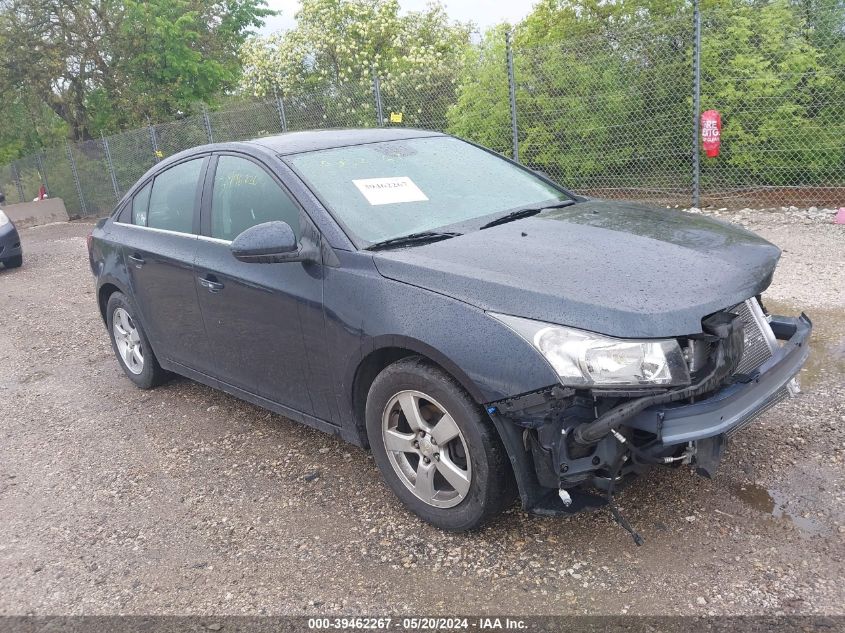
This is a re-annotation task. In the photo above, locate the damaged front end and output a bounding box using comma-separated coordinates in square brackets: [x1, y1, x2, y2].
[487, 298, 811, 542]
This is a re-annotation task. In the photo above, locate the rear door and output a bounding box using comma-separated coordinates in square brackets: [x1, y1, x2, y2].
[193, 153, 325, 416]
[114, 156, 211, 371]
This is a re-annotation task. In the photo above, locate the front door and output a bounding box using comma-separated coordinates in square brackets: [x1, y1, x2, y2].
[193, 154, 325, 416]
[116, 157, 210, 370]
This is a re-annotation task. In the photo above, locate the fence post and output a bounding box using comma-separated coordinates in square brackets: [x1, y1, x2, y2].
[11, 163, 25, 202]
[102, 132, 120, 200]
[372, 73, 385, 126]
[36, 152, 49, 197]
[273, 86, 288, 133]
[692, 0, 702, 208]
[505, 30, 520, 163]
[148, 122, 161, 163]
[65, 139, 88, 216]
[202, 105, 214, 143]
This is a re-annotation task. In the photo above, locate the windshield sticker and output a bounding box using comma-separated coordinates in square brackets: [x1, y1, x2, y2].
[352, 177, 429, 205]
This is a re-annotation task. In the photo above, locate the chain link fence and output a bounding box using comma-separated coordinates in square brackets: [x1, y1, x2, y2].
[1, 3, 843, 217]
[695, 2, 845, 208]
[510, 16, 696, 206]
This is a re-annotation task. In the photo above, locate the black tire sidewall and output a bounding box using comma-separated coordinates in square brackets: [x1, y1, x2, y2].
[106, 292, 163, 389]
[3, 255, 22, 268]
[366, 357, 511, 531]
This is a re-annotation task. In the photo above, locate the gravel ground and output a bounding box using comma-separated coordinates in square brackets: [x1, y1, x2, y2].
[0, 211, 843, 616]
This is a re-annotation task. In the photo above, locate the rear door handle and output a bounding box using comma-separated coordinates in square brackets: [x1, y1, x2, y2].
[128, 254, 145, 268]
[198, 276, 224, 293]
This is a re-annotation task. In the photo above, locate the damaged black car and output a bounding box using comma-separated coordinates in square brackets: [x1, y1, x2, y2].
[88, 129, 811, 540]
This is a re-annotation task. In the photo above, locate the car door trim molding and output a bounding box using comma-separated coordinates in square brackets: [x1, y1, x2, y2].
[196, 234, 232, 246]
[113, 221, 199, 240]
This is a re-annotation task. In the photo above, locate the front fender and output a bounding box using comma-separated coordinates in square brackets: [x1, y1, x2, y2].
[326, 250, 560, 422]
[334, 288, 559, 408]
[350, 334, 490, 405]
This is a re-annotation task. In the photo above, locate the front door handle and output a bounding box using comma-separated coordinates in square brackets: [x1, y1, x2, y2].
[128, 254, 145, 268]
[198, 276, 224, 293]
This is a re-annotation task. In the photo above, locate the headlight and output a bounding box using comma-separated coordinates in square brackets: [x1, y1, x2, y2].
[0, 210, 9, 227]
[491, 313, 690, 388]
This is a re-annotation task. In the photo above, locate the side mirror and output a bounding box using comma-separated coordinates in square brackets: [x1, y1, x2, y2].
[230, 221, 317, 264]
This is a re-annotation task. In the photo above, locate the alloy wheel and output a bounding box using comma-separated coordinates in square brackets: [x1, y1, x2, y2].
[381, 390, 472, 508]
[112, 307, 144, 375]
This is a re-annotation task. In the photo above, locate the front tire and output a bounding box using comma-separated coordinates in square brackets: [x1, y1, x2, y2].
[106, 291, 167, 389]
[3, 255, 22, 268]
[365, 356, 514, 531]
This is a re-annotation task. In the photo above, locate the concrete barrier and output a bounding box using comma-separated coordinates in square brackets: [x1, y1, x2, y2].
[2, 198, 69, 228]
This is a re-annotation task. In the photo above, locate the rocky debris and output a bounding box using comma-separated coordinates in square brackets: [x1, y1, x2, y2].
[679, 205, 841, 227]
[0, 219, 842, 616]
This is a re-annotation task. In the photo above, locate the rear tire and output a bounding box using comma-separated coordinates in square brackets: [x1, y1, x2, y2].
[366, 356, 514, 531]
[106, 291, 168, 389]
[3, 255, 22, 268]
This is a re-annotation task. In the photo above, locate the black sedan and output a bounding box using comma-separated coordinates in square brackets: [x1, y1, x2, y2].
[0, 192, 23, 269]
[88, 129, 810, 536]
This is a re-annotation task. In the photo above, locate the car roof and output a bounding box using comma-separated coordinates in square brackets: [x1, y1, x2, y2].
[249, 128, 446, 155]
[114, 128, 451, 217]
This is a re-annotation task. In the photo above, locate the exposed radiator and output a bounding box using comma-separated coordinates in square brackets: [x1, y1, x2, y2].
[723, 298, 797, 436]
[732, 298, 779, 376]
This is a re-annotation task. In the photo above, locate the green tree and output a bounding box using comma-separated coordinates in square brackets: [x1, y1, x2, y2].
[110, 0, 272, 124]
[239, 0, 471, 128]
[446, 24, 512, 154]
[449, 0, 845, 194]
[0, 0, 271, 150]
[700, 0, 844, 186]
[452, 0, 694, 191]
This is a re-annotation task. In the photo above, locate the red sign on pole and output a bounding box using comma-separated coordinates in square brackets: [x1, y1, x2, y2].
[701, 110, 721, 158]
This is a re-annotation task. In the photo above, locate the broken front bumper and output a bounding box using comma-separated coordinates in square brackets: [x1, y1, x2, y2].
[491, 311, 812, 517]
[625, 313, 811, 446]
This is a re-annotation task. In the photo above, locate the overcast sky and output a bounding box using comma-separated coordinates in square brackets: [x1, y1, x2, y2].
[258, 0, 537, 35]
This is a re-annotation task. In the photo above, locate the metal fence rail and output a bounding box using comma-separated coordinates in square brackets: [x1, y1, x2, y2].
[2, 2, 843, 217]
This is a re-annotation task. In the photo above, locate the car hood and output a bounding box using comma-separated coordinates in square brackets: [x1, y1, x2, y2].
[371, 200, 781, 338]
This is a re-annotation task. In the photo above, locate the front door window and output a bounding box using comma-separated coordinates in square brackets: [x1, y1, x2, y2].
[210, 156, 301, 241]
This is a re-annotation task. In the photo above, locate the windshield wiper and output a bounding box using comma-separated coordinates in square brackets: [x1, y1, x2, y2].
[366, 231, 462, 251]
[479, 200, 576, 229]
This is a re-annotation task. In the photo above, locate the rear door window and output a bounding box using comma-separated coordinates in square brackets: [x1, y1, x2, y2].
[147, 159, 204, 234]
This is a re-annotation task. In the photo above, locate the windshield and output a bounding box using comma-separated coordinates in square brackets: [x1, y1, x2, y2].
[286, 136, 572, 247]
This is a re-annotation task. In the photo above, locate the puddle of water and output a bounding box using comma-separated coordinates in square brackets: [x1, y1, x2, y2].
[732, 482, 827, 537]
[733, 482, 776, 513]
[805, 337, 845, 386]
[759, 298, 845, 389]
